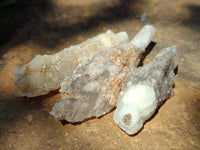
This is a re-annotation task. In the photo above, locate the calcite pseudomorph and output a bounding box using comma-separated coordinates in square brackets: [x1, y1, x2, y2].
[114, 45, 178, 135]
[50, 25, 156, 122]
[13, 24, 178, 135]
[13, 30, 128, 97]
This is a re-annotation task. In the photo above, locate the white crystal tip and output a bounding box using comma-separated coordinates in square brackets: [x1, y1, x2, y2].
[131, 25, 156, 50]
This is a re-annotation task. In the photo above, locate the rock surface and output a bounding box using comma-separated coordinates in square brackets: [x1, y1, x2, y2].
[50, 25, 155, 122]
[50, 47, 142, 122]
[0, 0, 199, 149]
[114, 46, 178, 135]
[13, 30, 128, 97]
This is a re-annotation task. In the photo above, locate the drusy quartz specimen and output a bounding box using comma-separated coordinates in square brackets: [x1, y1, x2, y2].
[114, 45, 178, 135]
[50, 25, 156, 122]
[13, 30, 128, 97]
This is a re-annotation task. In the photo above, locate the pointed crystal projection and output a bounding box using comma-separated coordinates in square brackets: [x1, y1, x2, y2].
[50, 25, 156, 123]
[114, 45, 178, 135]
[13, 30, 128, 97]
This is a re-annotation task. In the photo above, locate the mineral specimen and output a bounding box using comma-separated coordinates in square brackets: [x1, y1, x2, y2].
[13, 30, 128, 97]
[50, 25, 156, 122]
[114, 45, 178, 135]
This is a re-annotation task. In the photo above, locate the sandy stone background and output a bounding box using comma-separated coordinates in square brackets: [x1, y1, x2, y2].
[0, 0, 199, 149]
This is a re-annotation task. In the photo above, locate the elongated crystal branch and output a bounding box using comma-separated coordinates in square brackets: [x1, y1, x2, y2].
[13, 30, 128, 97]
[114, 45, 178, 135]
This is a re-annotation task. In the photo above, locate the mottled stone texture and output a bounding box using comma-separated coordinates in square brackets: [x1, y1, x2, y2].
[1, 0, 199, 149]
[114, 46, 178, 135]
[13, 30, 128, 97]
[50, 25, 155, 122]
[50, 46, 143, 122]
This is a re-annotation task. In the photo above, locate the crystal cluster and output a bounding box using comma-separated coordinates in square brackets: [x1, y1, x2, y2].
[13, 25, 178, 135]
[14, 30, 128, 97]
[50, 25, 156, 122]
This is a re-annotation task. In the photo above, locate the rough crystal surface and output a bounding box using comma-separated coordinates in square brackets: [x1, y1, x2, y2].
[50, 46, 143, 122]
[13, 30, 128, 97]
[114, 45, 178, 135]
[50, 25, 156, 122]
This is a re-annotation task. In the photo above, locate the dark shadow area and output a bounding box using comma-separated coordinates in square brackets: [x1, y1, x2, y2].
[0, 0, 140, 58]
[182, 5, 200, 29]
[0, 90, 59, 140]
[0, 0, 51, 46]
[138, 41, 156, 67]
[174, 65, 178, 75]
